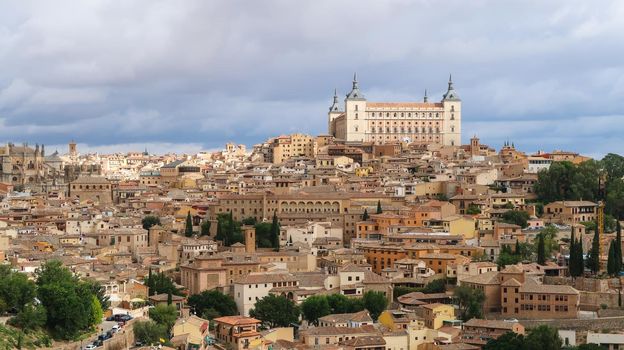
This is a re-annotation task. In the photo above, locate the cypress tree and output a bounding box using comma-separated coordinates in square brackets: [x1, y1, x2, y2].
[515, 239, 521, 257]
[148, 268, 154, 296]
[569, 229, 577, 277]
[270, 213, 280, 251]
[376, 200, 383, 214]
[616, 221, 623, 272]
[167, 291, 173, 305]
[589, 226, 601, 274]
[185, 211, 194, 237]
[537, 234, 546, 265]
[608, 240, 618, 276]
[363, 209, 369, 221]
[576, 237, 584, 276]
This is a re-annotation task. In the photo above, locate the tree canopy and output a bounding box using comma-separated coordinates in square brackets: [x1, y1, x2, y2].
[35, 260, 103, 340]
[362, 291, 388, 321]
[483, 325, 562, 350]
[185, 211, 194, 237]
[134, 320, 168, 346]
[534, 154, 624, 219]
[454, 285, 485, 321]
[249, 295, 300, 328]
[149, 304, 178, 332]
[501, 210, 530, 228]
[187, 290, 238, 319]
[300, 295, 331, 326]
[142, 215, 161, 231]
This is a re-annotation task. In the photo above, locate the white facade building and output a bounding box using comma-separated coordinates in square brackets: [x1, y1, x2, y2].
[328, 74, 461, 146]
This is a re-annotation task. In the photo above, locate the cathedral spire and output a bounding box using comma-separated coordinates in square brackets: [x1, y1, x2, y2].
[424, 89, 428, 103]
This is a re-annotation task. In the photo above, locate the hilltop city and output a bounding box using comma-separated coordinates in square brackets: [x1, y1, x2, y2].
[2, 76, 624, 350]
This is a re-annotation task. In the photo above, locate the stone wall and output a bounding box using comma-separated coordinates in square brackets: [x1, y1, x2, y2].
[520, 316, 624, 331]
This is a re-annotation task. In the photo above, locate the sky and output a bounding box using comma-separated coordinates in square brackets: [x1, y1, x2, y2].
[1, 1, 624, 157]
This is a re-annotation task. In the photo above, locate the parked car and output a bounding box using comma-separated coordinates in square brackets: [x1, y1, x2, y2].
[112, 324, 121, 333]
[84, 345, 97, 350]
[106, 314, 133, 322]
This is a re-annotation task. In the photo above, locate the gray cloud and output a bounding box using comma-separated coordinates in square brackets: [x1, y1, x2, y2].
[0, 0, 623, 156]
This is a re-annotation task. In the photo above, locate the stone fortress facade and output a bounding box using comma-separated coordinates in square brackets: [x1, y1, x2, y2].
[328, 74, 461, 146]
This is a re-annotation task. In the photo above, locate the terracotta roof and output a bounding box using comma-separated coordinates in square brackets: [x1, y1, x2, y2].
[519, 277, 579, 295]
[460, 271, 500, 285]
[341, 335, 386, 347]
[463, 318, 520, 330]
[214, 315, 261, 325]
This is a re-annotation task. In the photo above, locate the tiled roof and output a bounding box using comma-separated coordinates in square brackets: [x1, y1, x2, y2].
[214, 315, 261, 325]
[463, 318, 519, 330]
[460, 271, 500, 285]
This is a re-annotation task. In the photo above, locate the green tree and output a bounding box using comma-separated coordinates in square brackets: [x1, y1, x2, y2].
[422, 279, 446, 293]
[149, 304, 178, 331]
[185, 211, 194, 237]
[84, 279, 111, 310]
[167, 291, 172, 305]
[454, 285, 485, 321]
[249, 295, 300, 328]
[0, 265, 36, 313]
[588, 225, 601, 274]
[525, 325, 562, 350]
[501, 210, 530, 228]
[9, 303, 47, 332]
[142, 215, 161, 231]
[576, 235, 585, 276]
[134, 320, 168, 346]
[362, 291, 388, 321]
[187, 290, 238, 319]
[608, 240, 618, 276]
[616, 220, 623, 273]
[200, 219, 211, 236]
[270, 213, 280, 251]
[144, 272, 181, 296]
[35, 260, 75, 287]
[466, 204, 481, 215]
[241, 217, 258, 225]
[569, 229, 579, 277]
[362, 209, 370, 221]
[537, 234, 546, 265]
[483, 331, 526, 350]
[36, 260, 102, 340]
[326, 294, 364, 314]
[376, 200, 383, 214]
[301, 295, 331, 326]
[89, 295, 103, 327]
[255, 222, 273, 248]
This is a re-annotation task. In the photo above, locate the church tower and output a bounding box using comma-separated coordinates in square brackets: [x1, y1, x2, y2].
[344, 73, 367, 142]
[327, 89, 342, 137]
[442, 75, 462, 146]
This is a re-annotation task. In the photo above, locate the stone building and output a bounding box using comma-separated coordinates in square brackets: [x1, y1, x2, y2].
[0, 143, 47, 186]
[328, 74, 461, 146]
[68, 176, 113, 204]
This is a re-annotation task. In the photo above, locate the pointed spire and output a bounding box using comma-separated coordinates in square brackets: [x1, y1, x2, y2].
[346, 73, 365, 100]
[329, 88, 341, 112]
[424, 89, 428, 103]
[442, 73, 460, 101]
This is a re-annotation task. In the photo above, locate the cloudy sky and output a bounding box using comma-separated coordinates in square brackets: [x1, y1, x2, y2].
[1, 1, 623, 157]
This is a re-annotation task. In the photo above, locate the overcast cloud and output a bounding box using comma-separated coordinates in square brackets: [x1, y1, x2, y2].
[1, 0, 623, 156]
